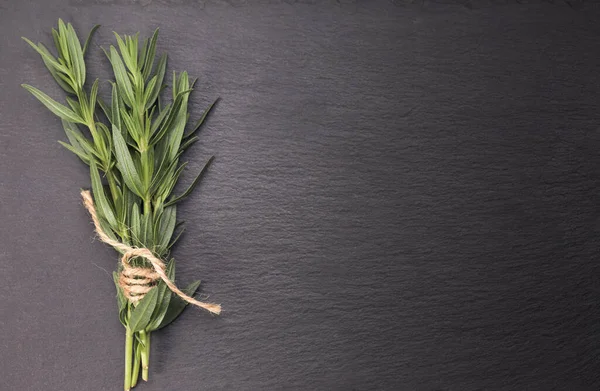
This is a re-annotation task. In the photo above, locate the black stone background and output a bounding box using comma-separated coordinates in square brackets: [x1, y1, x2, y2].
[2, 1, 600, 390]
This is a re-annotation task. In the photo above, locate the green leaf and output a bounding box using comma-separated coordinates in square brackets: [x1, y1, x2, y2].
[166, 109, 188, 160]
[142, 28, 159, 81]
[97, 97, 112, 120]
[114, 32, 137, 74]
[128, 286, 159, 333]
[146, 259, 175, 331]
[145, 54, 167, 109]
[36, 43, 75, 94]
[164, 156, 214, 207]
[120, 108, 142, 144]
[22, 84, 85, 124]
[149, 89, 191, 146]
[109, 46, 135, 107]
[168, 223, 185, 249]
[158, 161, 187, 201]
[61, 120, 96, 158]
[157, 280, 201, 330]
[97, 208, 119, 243]
[66, 96, 82, 116]
[185, 98, 219, 138]
[139, 37, 149, 74]
[172, 71, 179, 101]
[143, 75, 157, 108]
[113, 271, 127, 311]
[90, 160, 119, 229]
[179, 136, 198, 152]
[66, 23, 86, 87]
[140, 210, 153, 245]
[51, 28, 64, 59]
[157, 205, 176, 250]
[83, 24, 100, 55]
[112, 126, 144, 197]
[110, 82, 121, 126]
[88, 79, 99, 118]
[57, 19, 70, 64]
[150, 102, 171, 136]
[130, 202, 141, 245]
[22, 37, 70, 75]
[58, 140, 89, 164]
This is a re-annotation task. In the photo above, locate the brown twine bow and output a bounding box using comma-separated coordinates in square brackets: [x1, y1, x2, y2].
[81, 190, 221, 315]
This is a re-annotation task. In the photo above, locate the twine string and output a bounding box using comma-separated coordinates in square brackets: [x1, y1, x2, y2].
[81, 190, 221, 315]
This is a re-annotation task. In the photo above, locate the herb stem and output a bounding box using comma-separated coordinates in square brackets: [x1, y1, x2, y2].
[124, 324, 134, 391]
[131, 340, 141, 388]
[140, 330, 151, 381]
[106, 170, 120, 205]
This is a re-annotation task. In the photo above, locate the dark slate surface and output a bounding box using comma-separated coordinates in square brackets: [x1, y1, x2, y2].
[2, 1, 600, 390]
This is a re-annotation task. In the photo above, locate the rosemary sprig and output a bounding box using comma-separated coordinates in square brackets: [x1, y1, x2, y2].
[22, 20, 219, 390]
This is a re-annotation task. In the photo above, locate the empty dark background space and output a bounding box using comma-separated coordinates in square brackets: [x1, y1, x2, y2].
[2, 0, 600, 390]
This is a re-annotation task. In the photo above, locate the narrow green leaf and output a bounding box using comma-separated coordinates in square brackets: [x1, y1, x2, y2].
[97, 97, 112, 121]
[150, 152, 183, 197]
[158, 162, 187, 201]
[61, 120, 96, 157]
[114, 32, 135, 74]
[145, 54, 167, 109]
[172, 71, 179, 101]
[150, 102, 171, 136]
[157, 280, 201, 330]
[130, 202, 141, 245]
[139, 37, 149, 74]
[98, 211, 119, 242]
[51, 29, 63, 58]
[90, 160, 119, 229]
[164, 156, 214, 207]
[37, 43, 76, 94]
[157, 206, 176, 249]
[130, 33, 139, 71]
[58, 141, 90, 164]
[142, 28, 159, 81]
[100, 45, 111, 61]
[128, 286, 159, 333]
[113, 124, 143, 196]
[166, 106, 188, 159]
[57, 19, 70, 65]
[179, 136, 198, 152]
[146, 260, 175, 331]
[22, 84, 85, 124]
[22, 37, 70, 75]
[110, 46, 135, 107]
[143, 75, 158, 108]
[149, 89, 191, 146]
[113, 271, 127, 311]
[141, 210, 153, 245]
[168, 223, 185, 249]
[120, 108, 142, 144]
[83, 24, 100, 55]
[110, 82, 121, 126]
[66, 23, 86, 87]
[185, 98, 219, 138]
[88, 79, 99, 118]
[65, 96, 81, 114]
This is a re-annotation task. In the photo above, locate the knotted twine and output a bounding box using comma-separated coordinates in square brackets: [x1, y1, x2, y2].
[81, 190, 221, 315]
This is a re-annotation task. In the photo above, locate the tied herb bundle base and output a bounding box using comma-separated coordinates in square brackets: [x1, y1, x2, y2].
[22, 20, 222, 390]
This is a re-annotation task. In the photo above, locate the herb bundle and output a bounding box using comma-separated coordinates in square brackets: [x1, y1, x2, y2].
[22, 20, 221, 390]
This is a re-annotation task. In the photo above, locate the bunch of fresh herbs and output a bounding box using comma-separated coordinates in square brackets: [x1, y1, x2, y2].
[22, 20, 219, 390]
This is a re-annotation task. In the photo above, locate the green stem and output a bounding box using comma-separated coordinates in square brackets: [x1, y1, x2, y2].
[143, 197, 152, 216]
[124, 325, 134, 391]
[131, 338, 141, 388]
[106, 170, 120, 204]
[140, 330, 151, 381]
